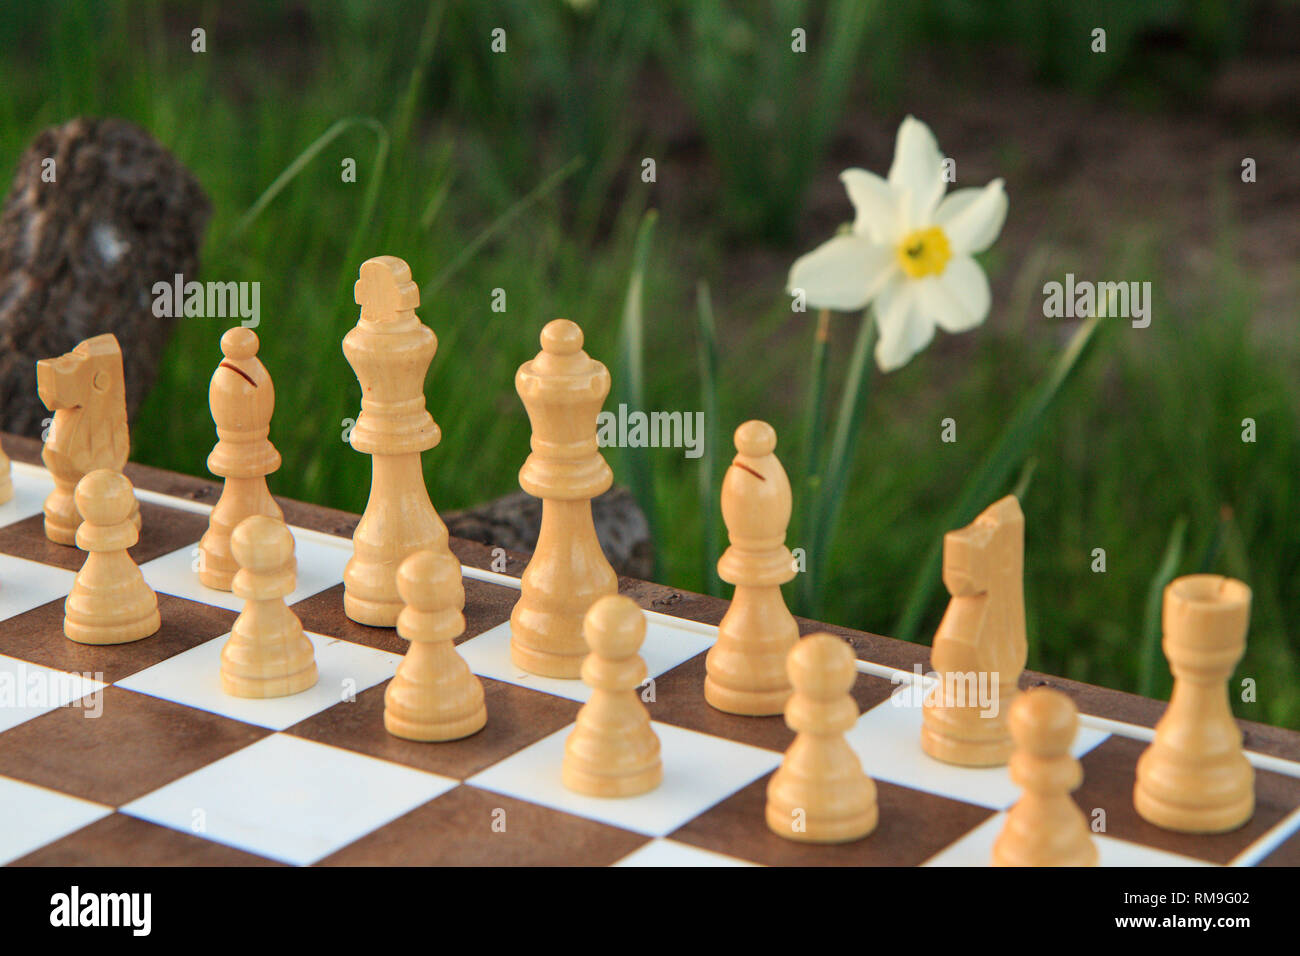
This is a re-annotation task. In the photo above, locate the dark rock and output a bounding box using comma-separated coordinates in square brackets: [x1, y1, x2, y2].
[0, 118, 210, 436]
[444, 485, 655, 580]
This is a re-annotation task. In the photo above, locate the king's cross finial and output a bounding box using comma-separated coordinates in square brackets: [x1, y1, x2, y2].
[354, 255, 420, 322]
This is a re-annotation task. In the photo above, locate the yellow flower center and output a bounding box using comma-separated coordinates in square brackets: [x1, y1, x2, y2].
[896, 226, 951, 279]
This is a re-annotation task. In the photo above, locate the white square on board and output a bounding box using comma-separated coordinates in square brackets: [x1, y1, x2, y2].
[0, 553, 76, 622]
[0, 775, 111, 865]
[0, 465, 53, 531]
[121, 734, 456, 866]
[613, 838, 757, 867]
[846, 685, 1110, 810]
[0, 653, 106, 733]
[115, 632, 400, 730]
[467, 721, 780, 838]
[921, 812, 1210, 867]
[138, 528, 350, 613]
[457, 619, 713, 703]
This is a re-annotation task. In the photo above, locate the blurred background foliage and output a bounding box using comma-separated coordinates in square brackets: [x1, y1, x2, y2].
[1, 0, 1297, 725]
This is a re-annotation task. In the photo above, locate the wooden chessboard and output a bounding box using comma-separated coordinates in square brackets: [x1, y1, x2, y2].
[2, 432, 1299, 867]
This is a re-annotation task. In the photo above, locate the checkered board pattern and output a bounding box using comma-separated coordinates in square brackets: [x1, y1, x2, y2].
[3, 448, 1300, 867]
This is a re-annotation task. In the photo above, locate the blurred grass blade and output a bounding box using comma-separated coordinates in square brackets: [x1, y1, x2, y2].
[894, 313, 1104, 641]
[424, 155, 585, 297]
[1138, 516, 1188, 698]
[230, 116, 390, 241]
[798, 309, 832, 570]
[390, 1, 445, 164]
[418, 139, 456, 232]
[801, 311, 877, 615]
[1196, 505, 1233, 573]
[1011, 456, 1039, 500]
[695, 280, 722, 597]
[617, 209, 659, 577]
[793, 0, 876, 199]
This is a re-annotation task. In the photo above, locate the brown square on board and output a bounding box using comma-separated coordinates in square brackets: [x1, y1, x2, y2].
[10, 813, 284, 867]
[671, 771, 994, 866]
[288, 677, 580, 780]
[291, 577, 519, 655]
[1260, 826, 1300, 866]
[646, 651, 898, 753]
[0, 686, 269, 806]
[318, 785, 648, 866]
[0, 593, 237, 683]
[1074, 734, 1300, 864]
[0, 500, 210, 571]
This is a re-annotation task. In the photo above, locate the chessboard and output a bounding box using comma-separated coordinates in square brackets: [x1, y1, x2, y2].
[3, 432, 1299, 868]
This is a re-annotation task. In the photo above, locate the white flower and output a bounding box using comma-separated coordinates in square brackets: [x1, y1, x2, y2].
[788, 116, 1008, 371]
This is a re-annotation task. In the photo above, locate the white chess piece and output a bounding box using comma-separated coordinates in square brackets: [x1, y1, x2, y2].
[563, 595, 661, 797]
[220, 515, 317, 698]
[343, 255, 454, 627]
[64, 469, 160, 645]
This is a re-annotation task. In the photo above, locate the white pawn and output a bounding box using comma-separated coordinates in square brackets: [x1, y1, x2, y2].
[64, 469, 160, 645]
[220, 516, 317, 698]
[562, 595, 662, 797]
[766, 633, 877, 843]
[384, 549, 487, 742]
[993, 687, 1098, 867]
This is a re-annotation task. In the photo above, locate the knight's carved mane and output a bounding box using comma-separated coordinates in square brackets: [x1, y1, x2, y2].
[41, 334, 129, 476]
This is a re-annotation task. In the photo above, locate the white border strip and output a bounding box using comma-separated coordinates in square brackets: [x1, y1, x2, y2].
[855, 659, 922, 684]
[1230, 804, 1300, 866]
[460, 565, 522, 589]
[1076, 713, 1300, 778]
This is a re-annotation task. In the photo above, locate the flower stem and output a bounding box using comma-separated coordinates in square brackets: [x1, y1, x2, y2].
[801, 309, 877, 617]
[695, 281, 722, 597]
[797, 309, 832, 591]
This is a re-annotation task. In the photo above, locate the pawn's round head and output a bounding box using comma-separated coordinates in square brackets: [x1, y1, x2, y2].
[74, 469, 135, 527]
[220, 327, 259, 361]
[786, 632, 855, 697]
[1009, 687, 1077, 757]
[582, 594, 645, 659]
[540, 318, 583, 356]
[734, 420, 776, 459]
[231, 515, 294, 575]
[397, 549, 464, 611]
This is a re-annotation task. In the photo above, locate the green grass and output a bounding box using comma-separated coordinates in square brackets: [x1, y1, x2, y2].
[2, 1, 1297, 728]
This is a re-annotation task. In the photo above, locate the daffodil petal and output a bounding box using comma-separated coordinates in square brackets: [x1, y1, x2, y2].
[788, 234, 896, 312]
[934, 179, 1007, 255]
[888, 116, 946, 229]
[873, 279, 933, 372]
[841, 168, 897, 243]
[918, 257, 990, 333]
